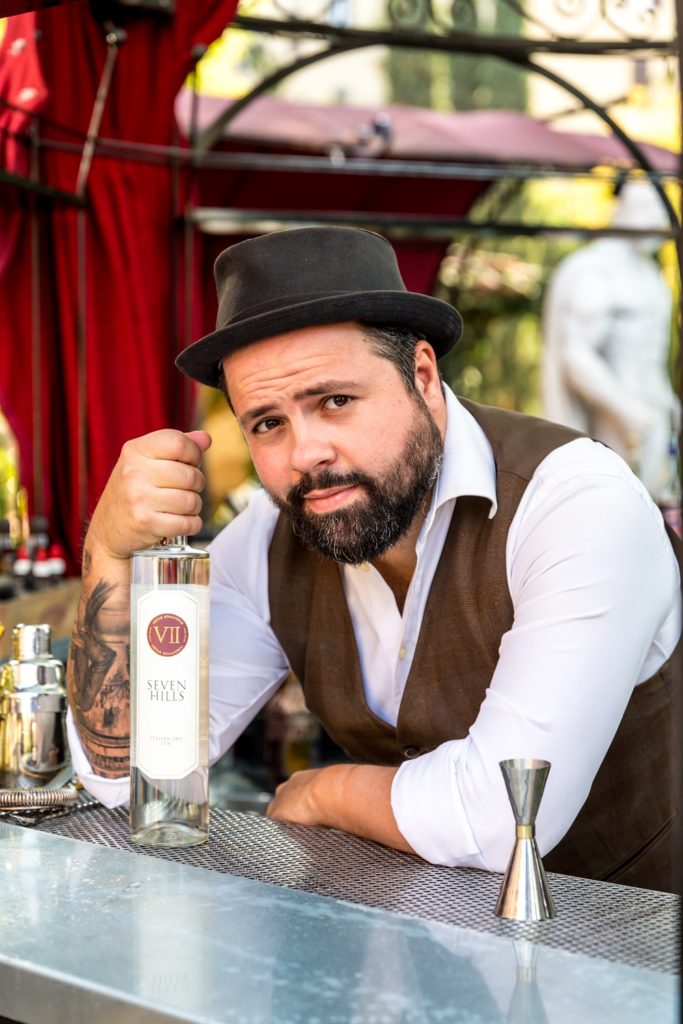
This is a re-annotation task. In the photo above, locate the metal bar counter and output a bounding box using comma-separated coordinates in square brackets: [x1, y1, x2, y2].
[0, 804, 678, 1024]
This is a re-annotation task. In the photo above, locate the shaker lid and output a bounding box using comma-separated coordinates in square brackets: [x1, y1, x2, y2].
[12, 623, 53, 660]
[5, 623, 65, 693]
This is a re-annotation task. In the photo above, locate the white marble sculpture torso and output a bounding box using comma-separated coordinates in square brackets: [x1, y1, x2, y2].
[542, 186, 678, 497]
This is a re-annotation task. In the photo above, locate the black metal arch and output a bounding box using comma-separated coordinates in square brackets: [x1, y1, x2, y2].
[196, 20, 677, 227]
[196, 41, 366, 152]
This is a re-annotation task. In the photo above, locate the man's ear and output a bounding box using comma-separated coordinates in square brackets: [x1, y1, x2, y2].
[414, 342, 441, 398]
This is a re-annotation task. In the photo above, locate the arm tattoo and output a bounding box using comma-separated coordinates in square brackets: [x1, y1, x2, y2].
[71, 579, 117, 712]
[68, 575, 131, 778]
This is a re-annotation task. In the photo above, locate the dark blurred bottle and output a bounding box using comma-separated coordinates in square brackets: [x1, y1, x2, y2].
[28, 515, 50, 558]
[0, 519, 14, 575]
[0, 519, 16, 599]
[264, 676, 320, 790]
[47, 543, 67, 583]
[31, 546, 52, 590]
[13, 544, 32, 592]
[658, 431, 681, 539]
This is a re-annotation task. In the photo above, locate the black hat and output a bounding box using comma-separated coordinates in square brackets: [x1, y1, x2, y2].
[176, 226, 463, 388]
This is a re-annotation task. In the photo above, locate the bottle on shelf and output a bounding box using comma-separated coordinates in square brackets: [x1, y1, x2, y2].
[31, 547, 52, 591]
[13, 545, 32, 592]
[264, 676, 320, 790]
[0, 519, 14, 574]
[46, 543, 67, 584]
[27, 515, 50, 558]
[129, 536, 210, 848]
[657, 430, 682, 539]
[0, 520, 16, 600]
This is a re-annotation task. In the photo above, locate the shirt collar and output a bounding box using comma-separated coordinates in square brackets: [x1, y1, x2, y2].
[423, 385, 498, 535]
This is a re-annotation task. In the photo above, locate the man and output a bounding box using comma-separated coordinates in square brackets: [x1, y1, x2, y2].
[67, 226, 681, 892]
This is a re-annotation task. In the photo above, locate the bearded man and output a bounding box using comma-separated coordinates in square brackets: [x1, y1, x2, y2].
[67, 227, 681, 892]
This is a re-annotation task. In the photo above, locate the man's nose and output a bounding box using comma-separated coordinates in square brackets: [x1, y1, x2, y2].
[289, 429, 336, 477]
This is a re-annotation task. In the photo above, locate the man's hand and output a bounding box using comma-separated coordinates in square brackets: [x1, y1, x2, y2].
[267, 768, 327, 827]
[267, 763, 416, 855]
[87, 429, 212, 561]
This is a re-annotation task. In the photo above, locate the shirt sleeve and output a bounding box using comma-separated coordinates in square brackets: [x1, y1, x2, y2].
[71, 490, 290, 806]
[66, 708, 130, 808]
[391, 443, 681, 869]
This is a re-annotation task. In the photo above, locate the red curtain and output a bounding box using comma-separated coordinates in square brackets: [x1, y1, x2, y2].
[0, 2, 78, 13]
[0, 0, 237, 568]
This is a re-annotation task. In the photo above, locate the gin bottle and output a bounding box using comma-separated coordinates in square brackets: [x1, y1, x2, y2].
[130, 536, 210, 846]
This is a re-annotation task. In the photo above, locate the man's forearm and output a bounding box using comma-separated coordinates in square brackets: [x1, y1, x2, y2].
[267, 763, 416, 855]
[67, 545, 132, 779]
[318, 764, 415, 852]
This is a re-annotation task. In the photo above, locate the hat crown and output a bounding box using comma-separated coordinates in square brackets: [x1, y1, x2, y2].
[215, 227, 406, 329]
[176, 225, 463, 388]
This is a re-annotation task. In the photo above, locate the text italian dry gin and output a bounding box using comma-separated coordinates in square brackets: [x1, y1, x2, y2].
[130, 536, 209, 847]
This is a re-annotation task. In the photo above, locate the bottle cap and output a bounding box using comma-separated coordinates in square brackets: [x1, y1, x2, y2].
[11, 623, 52, 660]
[33, 548, 51, 577]
[14, 545, 31, 574]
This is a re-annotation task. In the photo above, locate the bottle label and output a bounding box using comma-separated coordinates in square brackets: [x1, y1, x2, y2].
[135, 590, 199, 780]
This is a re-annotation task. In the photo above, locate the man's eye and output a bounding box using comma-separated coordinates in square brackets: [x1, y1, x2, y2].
[323, 395, 351, 410]
[253, 418, 281, 435]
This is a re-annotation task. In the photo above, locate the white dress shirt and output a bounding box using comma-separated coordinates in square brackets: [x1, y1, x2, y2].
[68, 387, 681, 870]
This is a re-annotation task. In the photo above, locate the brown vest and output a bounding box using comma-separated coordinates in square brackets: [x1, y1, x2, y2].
[268, 400, 681, 893]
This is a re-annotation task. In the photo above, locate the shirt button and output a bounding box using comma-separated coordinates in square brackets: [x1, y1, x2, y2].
[359, 562, 370, 573]
[404, 746, 420, 759]
[398, 644, 407, 660]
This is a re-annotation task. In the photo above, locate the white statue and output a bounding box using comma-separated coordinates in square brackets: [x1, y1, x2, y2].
[542, 181, 679, 497]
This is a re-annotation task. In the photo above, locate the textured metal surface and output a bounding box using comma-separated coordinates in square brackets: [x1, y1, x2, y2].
[3, 822, 677, 1024]
[38, 803, 679, 975]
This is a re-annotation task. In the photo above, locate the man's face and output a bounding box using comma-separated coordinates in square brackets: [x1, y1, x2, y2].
[224, 323, 445, 564]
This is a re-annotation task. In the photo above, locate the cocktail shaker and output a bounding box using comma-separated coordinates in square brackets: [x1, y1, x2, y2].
[0, 623, 68, 778]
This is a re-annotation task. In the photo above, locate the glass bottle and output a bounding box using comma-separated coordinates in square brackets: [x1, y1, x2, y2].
[658, 430, 682, 539]
[130, 536, 210, 847]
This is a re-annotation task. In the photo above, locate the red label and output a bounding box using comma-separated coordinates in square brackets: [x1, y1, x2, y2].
[146, 614, 189, 657]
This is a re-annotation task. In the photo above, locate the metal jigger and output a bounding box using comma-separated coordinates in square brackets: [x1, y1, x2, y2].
[495, 758, 556, 922]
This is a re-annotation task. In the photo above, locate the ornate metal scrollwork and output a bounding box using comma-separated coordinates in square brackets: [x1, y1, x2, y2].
[555, 0, 589, 15]
[550, 0, 664, 40]
[388, 0, 477, 30]
[265, 0, 665, 41]
[445, 0, 478, 30]
[387, 0, 430, 28]
[272, 0, 341, 21]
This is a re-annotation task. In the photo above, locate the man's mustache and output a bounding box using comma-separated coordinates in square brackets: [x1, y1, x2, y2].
[287, 470, 375, 507]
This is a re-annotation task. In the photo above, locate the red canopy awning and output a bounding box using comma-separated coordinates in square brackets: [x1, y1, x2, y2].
[175, 92, 678, 173]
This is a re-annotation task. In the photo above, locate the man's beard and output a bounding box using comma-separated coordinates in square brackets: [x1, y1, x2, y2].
[267, 399, 444, 564]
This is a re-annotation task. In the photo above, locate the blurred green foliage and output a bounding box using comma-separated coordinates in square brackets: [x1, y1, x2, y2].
[387, 3, 526, 113]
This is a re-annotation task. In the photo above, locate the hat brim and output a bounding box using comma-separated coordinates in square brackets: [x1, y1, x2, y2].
[176, 290, 463, 388]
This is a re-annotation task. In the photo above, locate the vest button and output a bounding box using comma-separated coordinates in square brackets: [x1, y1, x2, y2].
[404, 746, 420, 759]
